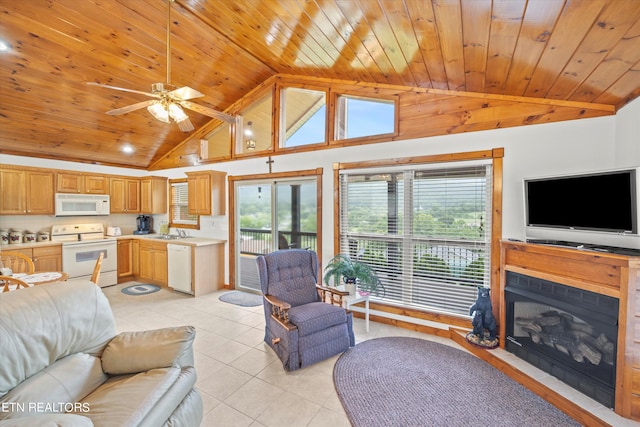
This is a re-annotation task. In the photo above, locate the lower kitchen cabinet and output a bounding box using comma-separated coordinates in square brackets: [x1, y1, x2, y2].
[117, 238, 224, 295]
[33, 246, 62, 271]
[191, 242, 224, 296]
[9, 246, 62, 272]
[117, 239, 139, 283]
[139, 240, 168, 286]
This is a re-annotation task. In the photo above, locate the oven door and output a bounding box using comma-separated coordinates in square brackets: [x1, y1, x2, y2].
[62, 240, 117, 284]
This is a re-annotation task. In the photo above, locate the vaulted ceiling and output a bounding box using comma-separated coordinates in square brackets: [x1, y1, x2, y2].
[1, 0, 639, 170]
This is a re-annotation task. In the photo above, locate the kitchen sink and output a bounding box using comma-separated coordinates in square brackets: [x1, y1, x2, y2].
[148, 234, 183, 240]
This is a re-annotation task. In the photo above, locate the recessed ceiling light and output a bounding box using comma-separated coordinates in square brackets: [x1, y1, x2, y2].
[0, 40, 12, 52]
[122, 145, 134, 154]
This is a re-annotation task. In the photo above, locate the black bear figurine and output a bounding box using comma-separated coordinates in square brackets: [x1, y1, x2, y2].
[468, 287, 498, 348]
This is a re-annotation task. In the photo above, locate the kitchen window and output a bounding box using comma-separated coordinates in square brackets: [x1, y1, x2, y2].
[169, 179, 199, 229]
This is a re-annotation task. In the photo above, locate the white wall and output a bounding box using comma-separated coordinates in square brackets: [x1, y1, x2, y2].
[615, 97, 640, 167]
[4, 99, 638, 283]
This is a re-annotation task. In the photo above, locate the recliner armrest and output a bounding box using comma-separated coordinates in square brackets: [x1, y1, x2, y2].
[264, 294, 291, 311]
[101, 326, 195, 375]
[316, 285, 349, 306]
[264, 294, 296, 329]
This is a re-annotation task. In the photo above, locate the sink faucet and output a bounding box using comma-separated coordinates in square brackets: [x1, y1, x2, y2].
[176, 229, 187, 238]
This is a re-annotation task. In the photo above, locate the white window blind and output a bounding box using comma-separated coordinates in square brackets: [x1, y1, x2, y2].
[170, 182, 197, 225]
[339, 163, 492, 317]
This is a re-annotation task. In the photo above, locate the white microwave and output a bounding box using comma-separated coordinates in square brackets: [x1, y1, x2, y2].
[55, 193, 110, 216]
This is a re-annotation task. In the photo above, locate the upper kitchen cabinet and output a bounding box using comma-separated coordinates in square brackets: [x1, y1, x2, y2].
[110, 177, 140, 214]
[140, 176, 168, 214]
[56, 172, 109, 194]
[185, 170, 226, 216]
[0, 167, 54, 215]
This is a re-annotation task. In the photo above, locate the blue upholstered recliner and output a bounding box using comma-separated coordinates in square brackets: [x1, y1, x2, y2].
[256, 249, 355, 371]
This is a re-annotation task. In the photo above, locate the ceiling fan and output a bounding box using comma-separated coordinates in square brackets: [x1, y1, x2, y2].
[87, 0, 234, 132]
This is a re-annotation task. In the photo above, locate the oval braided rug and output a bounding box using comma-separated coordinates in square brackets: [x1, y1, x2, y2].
[333, 337, 580, 427]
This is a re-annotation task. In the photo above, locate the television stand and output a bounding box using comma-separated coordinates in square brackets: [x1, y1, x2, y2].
[526, 238, 640, 256]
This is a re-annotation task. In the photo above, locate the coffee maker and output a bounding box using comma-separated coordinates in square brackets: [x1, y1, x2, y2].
[134, 215, 152, 235]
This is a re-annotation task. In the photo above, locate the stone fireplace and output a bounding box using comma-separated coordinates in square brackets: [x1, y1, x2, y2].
[504, 271, 618, 408]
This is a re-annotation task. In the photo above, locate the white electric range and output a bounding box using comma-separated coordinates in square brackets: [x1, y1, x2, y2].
[51, 223, 117, 287]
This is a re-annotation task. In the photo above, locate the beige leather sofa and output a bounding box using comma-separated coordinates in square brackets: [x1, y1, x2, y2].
[0, 280, 202, 426]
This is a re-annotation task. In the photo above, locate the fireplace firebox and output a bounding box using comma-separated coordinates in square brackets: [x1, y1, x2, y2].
[504, 271, 619, 408]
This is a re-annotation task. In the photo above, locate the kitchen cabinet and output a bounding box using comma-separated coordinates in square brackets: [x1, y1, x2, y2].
[33, 246, 62, 271]
[85, 175, 109, 194]
[57, 172, 109, 194]
[8, 246, 62, 272]
[191, 241, 225, 296]
[139, 240, 167, 285]
[185, 170, 226, 216]
[110, 177, 140, 213]
[140, 176, 167, 214]
[0, 168, 54, 215]
[117, 239, 139, 283]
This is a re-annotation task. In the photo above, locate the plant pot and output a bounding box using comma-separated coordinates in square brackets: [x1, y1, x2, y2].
[345, 283, 356, 295]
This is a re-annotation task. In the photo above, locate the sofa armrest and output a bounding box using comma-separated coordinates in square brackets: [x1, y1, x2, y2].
[101, 326, 195, 375]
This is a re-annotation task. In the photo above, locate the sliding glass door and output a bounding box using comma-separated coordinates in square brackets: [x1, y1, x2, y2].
[235, 178, 318, 293]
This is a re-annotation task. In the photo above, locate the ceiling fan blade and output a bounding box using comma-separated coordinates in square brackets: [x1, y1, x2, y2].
[87, 82, 160, 98]
[180, 101, 235, 123]
[177, 117, 195, 132]
[106, 100, 155, 115]
[170, 86, 204, 100]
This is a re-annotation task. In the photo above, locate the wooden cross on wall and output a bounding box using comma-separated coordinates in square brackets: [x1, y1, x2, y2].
[266, 156, 274, 173]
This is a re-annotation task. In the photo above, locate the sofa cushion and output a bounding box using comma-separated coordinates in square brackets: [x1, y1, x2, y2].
[160, 389, 203, 427]
[0, 281, 116, 398]
[289, 302, 347, 336]
[0, 353, 106, 420]
[0, 413, 94, 426]
[132, 367, 198, 427]
[101, 326, 196, 375]
[75, 367, 192, 427]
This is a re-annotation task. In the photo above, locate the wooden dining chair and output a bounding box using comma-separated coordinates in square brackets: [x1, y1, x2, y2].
[90, 253, 104, 286]
[1, 275, 30, 292]
[0, 251, 35, 274]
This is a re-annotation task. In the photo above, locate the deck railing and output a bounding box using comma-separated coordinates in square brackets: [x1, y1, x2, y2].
[239, 228, 317, 255]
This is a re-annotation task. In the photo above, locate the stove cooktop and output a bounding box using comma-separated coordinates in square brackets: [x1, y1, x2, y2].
[51, 223, 111, 242]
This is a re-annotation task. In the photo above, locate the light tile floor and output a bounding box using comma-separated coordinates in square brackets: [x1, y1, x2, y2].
[103, 283, 638, 427]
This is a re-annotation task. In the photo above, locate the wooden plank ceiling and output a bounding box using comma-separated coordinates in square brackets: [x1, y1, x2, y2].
[1, 0, 639, 170]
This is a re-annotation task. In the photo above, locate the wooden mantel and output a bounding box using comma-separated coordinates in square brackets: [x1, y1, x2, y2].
[499, 240, 640, 420]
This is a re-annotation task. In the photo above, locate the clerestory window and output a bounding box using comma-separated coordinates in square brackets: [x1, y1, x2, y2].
[334, 95, 395, 140]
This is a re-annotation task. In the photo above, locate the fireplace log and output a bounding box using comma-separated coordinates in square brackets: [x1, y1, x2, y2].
[577, 342, 602, 365]
[594, 333, 615, 365]
[517, 312, 608, 366]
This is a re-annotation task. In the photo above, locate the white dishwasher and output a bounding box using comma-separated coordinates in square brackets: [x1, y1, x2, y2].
[167, 244, 192, 294]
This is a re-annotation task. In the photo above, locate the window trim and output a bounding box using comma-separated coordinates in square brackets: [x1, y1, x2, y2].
[333, 148, 504, 319]
[329, 92, 399, 145]
[168, 178, 200, 230]
[277, 84, 329, 150]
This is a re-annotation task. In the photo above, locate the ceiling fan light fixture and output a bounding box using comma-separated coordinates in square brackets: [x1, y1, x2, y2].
[168, 102, 188, 122]
[147, 102, 170, 123]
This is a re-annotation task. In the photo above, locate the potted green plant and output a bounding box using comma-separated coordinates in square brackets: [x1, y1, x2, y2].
[323, 254, 384, 296]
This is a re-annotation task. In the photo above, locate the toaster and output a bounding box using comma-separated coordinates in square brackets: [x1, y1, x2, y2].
[106, 226, 122, 236]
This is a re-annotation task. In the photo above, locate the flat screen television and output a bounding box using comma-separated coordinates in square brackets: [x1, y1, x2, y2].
[525, 168, 639, 238]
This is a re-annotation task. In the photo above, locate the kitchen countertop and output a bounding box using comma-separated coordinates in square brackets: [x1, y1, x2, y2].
[115, 234, 226, 247]
[2, 235, 226, 250]
[1, 241, 62, 250]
